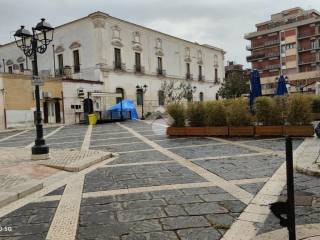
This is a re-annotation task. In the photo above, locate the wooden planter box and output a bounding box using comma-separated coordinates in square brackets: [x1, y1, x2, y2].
[283, 125, 314, 137]
[167, 126, 228, 136]
[206, 127, 229, 136]
[255, 126, 284, 137]
[229, 126, 255, 137]
[313, 113, 320, 120]
[185, 127, 207, 136]
[166, 127, 186, 136]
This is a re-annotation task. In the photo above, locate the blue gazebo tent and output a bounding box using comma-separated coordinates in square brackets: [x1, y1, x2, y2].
[108, 99, 139, 120]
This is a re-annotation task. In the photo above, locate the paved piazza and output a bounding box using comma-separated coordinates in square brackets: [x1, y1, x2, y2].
[0, 121, 319, 240]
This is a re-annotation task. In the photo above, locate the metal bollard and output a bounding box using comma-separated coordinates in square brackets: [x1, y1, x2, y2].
[285, 136, 296, 240]
[270, 136, 296, 240]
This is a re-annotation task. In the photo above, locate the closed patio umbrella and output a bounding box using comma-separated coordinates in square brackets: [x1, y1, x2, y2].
[275, 75, 288, 96]
[249, 69, 262, 110]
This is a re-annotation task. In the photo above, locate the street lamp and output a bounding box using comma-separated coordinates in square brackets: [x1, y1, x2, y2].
[13, 19, 54, 160]
[136, 84, 147, 120]
[186, 85, 197, 102]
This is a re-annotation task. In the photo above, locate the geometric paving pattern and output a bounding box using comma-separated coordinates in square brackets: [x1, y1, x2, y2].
[0, 120, 315, 240]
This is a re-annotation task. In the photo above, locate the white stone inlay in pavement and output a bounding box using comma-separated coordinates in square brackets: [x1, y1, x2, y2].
[0, 130, 30, 143]
[223, 159, 287, 240]
[83, 182, 218, 199]
[25, 126, 65, 148]
[46, 176, 84, 240]
[229, 177, 269, 185]
[99, 160, 175, 168]
[166, 142, 226, 150]
[189, 152, 275, 162]
[118, 123, 253, 204]
[81, 125, 92, 151]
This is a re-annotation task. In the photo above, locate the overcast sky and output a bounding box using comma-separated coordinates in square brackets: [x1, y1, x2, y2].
[0, 0, 319, 67]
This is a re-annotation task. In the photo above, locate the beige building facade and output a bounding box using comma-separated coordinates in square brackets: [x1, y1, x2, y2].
[0, 73, 104, 129]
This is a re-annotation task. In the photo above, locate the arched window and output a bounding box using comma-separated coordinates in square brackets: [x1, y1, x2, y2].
[136, 89, 143, 106]
[158, 90, 165, 106]
[199, 92, 204, 102]
[116, 88, 124, 103]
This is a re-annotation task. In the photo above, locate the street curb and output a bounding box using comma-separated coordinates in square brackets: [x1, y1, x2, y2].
[294, 137, 320, 176]
[0, 180, 43, 208]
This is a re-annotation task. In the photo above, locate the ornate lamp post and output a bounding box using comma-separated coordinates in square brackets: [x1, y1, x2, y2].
[13, 19, 54, 160]
[136, 84, 148, 120]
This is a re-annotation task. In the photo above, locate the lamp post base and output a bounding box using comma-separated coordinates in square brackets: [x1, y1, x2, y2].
[141, 117, 145, 120]
[31, 144, 49, 160]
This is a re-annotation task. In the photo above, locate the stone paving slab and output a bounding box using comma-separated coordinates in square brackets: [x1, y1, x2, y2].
[193, 154, 285, 180]
[242, 138, 304, 152]
[171, 144, 256, 159]
[106, 150, 172, 165]
[77, 187, 245, 240]
[83, 163, 208, 193]
[0, 201, 59, 240]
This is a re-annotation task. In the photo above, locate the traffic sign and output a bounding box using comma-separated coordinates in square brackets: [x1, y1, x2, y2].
[31, 75, 44, 86]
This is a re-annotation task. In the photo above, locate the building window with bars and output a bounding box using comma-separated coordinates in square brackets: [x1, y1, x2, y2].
[73, 50, 80, 73]
[157, 57, 163, 75]
[114, 48, 122, 70]
[135, 52, 141, 72]
[57, 54, 63, 75]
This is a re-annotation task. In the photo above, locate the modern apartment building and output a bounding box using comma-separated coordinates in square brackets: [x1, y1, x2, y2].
[245, 7, 320, 95]
[0, 11, 225, 121]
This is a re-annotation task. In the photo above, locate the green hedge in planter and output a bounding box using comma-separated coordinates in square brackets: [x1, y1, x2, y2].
[287, 94, 312, 126]
[204, 101, 227, 126]
[166, 103, 186, 127]
[254, 96, 284, 125]
[187, 102, 206, 127]
[312, 95, 320, 113]
[226, 98, 252, 126]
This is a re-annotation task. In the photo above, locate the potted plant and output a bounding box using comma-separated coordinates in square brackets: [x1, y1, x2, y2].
[254, 96, 284, 136]
[227, 98, 254, 136]
[185, 102, 206, 135]
[166, 103, 186, 136]
[284, 94, 314, 137]
[312, 95, 320, 120]
[204, 101, 228, 136]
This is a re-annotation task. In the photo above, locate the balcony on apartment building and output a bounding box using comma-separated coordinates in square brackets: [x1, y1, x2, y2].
[157, 68, 166, 76]
[298, 56, 320, 65]
[114, 62, 126, 72]
[246, 39, 280, 51]
[263, 64, 281, 71]
[247, 52, 280, 62]
[261, 14, 317, 32]
[298, 28, 320, 39]
[186, 73, 193, 80]
[298, 43, 320, 52]
[198, 75, 205, 81]
[134, 65, 145, 74]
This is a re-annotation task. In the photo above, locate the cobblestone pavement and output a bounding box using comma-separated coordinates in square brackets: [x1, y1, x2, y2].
[0, 121, 318, 240]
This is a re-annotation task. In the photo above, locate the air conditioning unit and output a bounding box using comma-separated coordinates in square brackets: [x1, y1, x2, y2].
[77, 88, 85, 98]
[42, 91, 52, 98]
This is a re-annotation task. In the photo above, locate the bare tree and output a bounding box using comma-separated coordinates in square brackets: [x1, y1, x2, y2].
[160, 80, 195, 104]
